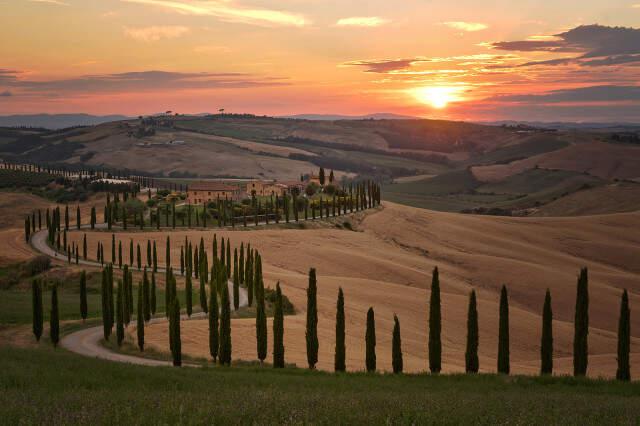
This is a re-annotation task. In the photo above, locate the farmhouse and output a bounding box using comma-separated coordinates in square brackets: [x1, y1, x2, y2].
[187, 182, 242, 204]
[244, 180, 291, 197]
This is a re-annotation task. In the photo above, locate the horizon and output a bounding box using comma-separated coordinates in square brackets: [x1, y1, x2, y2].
[1, 1, 640, 122]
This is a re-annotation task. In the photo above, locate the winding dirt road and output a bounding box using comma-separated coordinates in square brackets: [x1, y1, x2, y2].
[30, 227, 248, 366]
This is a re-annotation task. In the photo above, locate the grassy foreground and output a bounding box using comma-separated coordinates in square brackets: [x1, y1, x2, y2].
[1, 346, 640, 424]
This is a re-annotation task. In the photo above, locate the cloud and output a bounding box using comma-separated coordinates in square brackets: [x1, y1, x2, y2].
[490, 24, 640, 67]
[124, 25, 190, 42]
[443, 21, 488, 32]
[342, 58, 427, 73]
[121, 0, 308, 27]
[342, 54, 518, 74]
[1, 70, 288, 96]
[0, 90, 12, 97]
[27, 0, 69, 5]
[335, 17, 390, 27]
[490, 85, 640, 103]
[193, 45, 230, 54]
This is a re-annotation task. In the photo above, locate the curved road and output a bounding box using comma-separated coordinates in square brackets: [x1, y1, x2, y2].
[30, 227, 248, 367]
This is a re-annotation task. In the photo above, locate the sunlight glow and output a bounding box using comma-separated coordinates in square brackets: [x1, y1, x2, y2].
[412, 86, 465, 109]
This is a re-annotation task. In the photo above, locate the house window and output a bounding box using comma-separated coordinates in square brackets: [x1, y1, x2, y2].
[208, 192, 211, 195]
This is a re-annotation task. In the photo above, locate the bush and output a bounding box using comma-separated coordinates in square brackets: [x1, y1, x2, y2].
[24, 256, 51, 277]
[305, 183, 319, 196]
[324, 184, 337, 196]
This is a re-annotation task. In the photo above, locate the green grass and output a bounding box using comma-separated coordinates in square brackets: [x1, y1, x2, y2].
[467, 134, 569, 166]
[0, 285, 196, 325]
[1, 345, 640, 424]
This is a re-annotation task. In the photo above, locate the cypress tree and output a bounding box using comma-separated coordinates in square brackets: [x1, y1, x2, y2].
[50, 284, 60, 347]
[226, 240, 231, 276]
[540, 289, 553, 375]
[180, 247, 185, 276]
[218, 276, 232, 365]
[143, 268, 151, 321]
[465, 289, 479, 373]
[165, 236, 171, 271]
[233, 262, 239, 311]
[147, 240, 152, 267]
[365, 307, 376, 372]
[194, 250, 199, 280]
[220, 237, 225, 269]
[80, 270, 88, 322]
[306, 268, 319, 369]
[76, 205, 81, 229]
[255, 267, 267, 364]
[239, 242, 244, 284]
[169, 297, 181, 366]
[90, 206, 96, 229]
[153, 241, 157, 272]
[129, 239, 134, 266]
[32, 279, 43, 342]
[428, 266, 442, 374]
[247, 252, 255, 307]
[118, 241, 122, 269]
[497, 285, 510, 374]
[335, 287, 346, 372]
[185, 271, 193, 317]
[209, 275, 219, 362]
[150, 272, 157, 315]
[137, 283, 144, 351]
[213, 234, 218, 261]
[116, 280, 124, 346]
[616, 289, 631, 381]
[199, 272, 208, 314]
[392, 314, 403, 374]
[101, 269, 111, 340]
[137, 244, 141, 270]
[273, 282, 285, 368]
[83, 234, 87, 260]
[573, 267, 589, 376]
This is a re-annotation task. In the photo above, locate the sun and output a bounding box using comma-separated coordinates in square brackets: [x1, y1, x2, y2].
[412, 86, 464, 109]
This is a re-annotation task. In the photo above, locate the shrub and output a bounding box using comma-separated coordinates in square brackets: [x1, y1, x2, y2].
[24, 256, 51, 277]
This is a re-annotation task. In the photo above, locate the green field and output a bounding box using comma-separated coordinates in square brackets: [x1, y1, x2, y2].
[2, 345, 639, 424]
[383, 168, 608, 213]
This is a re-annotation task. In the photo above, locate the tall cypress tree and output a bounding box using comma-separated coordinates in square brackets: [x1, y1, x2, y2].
[428, 266, 441, 374]
[335, 287, 346, 372]
[101, 269, 111, 341]
[306, 268, 319, 369]
[465, 289, 479, 373]
[143, 268, 151, 321]
[392, 314, 403, 374]
[256, 268, 267, 364]
[147, 240, 152, 267]
[137, 284, 144, 351]
[239, 242, 245, 285]
[273, 282, 285, 368]
[573, 267, 589, 376]
[153, 241, 157, 272]
[218, 276, 232, 365]
[76, 205, 81, 229]
[233, 262, 239, 311]
[50, 284, 60, 348]
[540, 289, 553, 375]
[185, 271, 193, 317]
[365, 307, 376, 372]
[209, 275, 219, 363]
[137, 244, 141, 270]
[497, 285, 510, 374]
[80, 270, 88, 322]
[83, 234, 87, 260]
[616, 289, 631, 381]
[150, 272, 157, 315]
[32, 279, 43, 342]
[116, 280, 124, 347]
[199, 273, 208, 314]
[226, 240, 231, 276]
[170, 297, 181, 367]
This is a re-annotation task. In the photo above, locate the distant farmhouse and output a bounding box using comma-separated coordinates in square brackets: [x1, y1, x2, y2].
[187, 182, 242, 204]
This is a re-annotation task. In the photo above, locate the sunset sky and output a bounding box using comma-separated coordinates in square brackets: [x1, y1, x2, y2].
[1, 0, 639, 121]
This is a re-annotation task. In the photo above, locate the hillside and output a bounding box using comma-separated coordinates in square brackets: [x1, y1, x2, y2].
[58, 202, 640, 377]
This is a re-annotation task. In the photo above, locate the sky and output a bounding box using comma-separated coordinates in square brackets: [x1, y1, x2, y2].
[1, 0, 639, 122]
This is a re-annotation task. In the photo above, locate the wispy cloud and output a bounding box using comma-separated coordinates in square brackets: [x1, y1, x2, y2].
[490, 24, 640, 68]
[1, 70, 288, 96]
[27, 0, 69, 5]
[124, 25, 190, 42]
[335, 17, 390, 27]
[121, 0, 309, 27]
[443, 21, 488, 32]
[193, 45, 230, 54]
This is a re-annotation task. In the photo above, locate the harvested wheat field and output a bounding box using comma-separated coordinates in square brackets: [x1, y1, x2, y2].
[66, 202, 640, 377]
